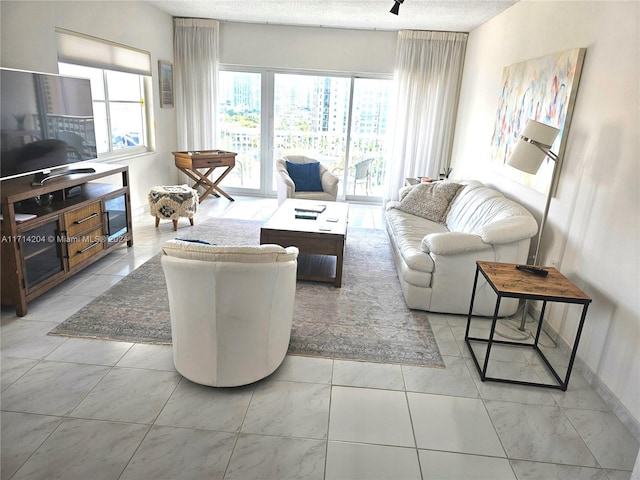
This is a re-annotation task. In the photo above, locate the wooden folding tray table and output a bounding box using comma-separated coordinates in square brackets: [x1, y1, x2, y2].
[172, 150, 237, 202]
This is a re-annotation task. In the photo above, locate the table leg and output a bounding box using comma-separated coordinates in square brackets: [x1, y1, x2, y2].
[334, 238, 345, 287]
[210, 166, 235, 201]
[481, 297, 503, 380]
[178, 168, 213, 201]
[561, 303, 590, 390]
[178, 166, 235, 202]
[193, 168, 219, 200]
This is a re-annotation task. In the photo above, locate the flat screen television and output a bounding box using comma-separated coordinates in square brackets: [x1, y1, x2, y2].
[1, 67, 97, 184]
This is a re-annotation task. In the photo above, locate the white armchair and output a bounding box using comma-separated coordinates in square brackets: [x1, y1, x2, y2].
[276, 155, 339, 205]
[161, 240, 299, 387]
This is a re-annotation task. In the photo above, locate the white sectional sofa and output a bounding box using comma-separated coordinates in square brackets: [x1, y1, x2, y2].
[384, 180, 538, 316]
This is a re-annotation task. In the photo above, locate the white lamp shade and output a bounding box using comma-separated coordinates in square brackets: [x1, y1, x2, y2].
[507, 119, 560, 174]
[521, 119, 560, 148]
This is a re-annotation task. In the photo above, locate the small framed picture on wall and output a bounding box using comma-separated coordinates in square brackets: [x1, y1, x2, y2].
[159, 60, 174, 108]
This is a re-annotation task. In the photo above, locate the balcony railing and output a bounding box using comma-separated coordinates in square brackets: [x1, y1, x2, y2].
[219, 127, 387, 197]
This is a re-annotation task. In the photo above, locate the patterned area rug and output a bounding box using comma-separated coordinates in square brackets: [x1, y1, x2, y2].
[49, 218, 444, 367]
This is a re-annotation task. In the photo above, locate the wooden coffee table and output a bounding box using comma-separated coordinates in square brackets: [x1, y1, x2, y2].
[260, 199, 349, 287]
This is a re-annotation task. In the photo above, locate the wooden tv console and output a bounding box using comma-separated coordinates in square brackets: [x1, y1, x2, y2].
[1, 163, 133, 316]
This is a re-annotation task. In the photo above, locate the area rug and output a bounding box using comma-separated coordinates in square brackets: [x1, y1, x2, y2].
[49, 218, 444, 367]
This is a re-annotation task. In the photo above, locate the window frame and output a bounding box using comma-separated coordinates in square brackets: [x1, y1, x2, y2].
[56, 29, 153, 161]
[58, 62, 153, 161]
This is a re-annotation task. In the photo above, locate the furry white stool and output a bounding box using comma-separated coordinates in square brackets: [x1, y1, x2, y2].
[148, 185, 198, 231]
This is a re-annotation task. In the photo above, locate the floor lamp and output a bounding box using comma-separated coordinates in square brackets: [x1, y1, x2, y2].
[507, 119, 560, 331]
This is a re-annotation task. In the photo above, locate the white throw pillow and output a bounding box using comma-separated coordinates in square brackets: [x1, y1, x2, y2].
[396, 182, 463, 224]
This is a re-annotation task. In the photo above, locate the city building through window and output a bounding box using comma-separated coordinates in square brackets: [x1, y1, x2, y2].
[218, 70, 391, 201]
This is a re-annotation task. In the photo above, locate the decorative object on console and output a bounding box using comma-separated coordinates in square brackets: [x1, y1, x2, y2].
[507, 118, 560, 331]
[439, 167, 452, 180]
[491, 48, 585, 194]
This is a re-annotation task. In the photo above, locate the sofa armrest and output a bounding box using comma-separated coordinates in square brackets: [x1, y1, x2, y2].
[279, 170, 296, 191]
[385, 200, 401, 211]
[422, 232, 488, 254]
[476, 216, 538, 244]
[320, 169, 339, 197]
[275, 163, 296, 200]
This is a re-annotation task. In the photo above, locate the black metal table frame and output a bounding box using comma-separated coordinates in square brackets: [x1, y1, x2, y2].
[464, 263, 591, 391]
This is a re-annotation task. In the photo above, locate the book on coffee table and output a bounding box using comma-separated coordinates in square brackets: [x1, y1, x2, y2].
[294, 204, 326, 214]
[295, 211, 319, 220]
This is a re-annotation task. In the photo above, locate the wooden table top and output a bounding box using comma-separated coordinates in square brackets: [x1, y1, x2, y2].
[172, 150, 236, 160]
[172, 150, 236, 169]
[261, 199, 349, 237]
[477, 261, 591, 304]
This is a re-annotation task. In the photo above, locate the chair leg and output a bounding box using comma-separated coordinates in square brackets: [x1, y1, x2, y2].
[172, 219, 178, 231]
[155, 216, 160, 228]
[189, 217, 194, 226]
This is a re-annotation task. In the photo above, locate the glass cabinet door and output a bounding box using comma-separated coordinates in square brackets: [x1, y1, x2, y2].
[104, 193, 128, 241]
[21, 219, 64, 290]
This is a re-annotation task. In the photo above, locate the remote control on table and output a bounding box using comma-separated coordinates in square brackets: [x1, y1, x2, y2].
[515, 265, 549, 276]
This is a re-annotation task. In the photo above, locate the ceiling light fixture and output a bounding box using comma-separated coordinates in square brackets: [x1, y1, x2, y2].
[390, 0, 404, 15]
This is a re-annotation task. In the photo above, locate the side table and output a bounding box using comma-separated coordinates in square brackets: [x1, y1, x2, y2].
[465, 261, 592, 391]
[172, 150, 237, 202]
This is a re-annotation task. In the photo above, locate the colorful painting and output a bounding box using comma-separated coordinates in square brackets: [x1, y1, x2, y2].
[491, 48, 585, 194]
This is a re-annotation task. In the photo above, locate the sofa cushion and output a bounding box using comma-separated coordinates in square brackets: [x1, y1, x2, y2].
[286, 161, 324, 192]
[395, 182, 463, 224]
[385, 208, 448, 273]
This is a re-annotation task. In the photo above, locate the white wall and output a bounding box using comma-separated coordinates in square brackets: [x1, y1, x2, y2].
[452, 1, 640, 430]
[0, 1, 177, 212]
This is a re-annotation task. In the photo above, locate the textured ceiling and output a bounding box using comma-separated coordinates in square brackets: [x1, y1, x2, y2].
[147, 0, 518, 32]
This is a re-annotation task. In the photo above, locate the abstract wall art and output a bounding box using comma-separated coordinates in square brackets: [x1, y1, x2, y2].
[491, 48, 586, 194]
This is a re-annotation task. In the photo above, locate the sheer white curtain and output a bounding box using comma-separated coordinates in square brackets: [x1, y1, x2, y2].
[386, 31, 467, 201]
[174, 18, 219, 151]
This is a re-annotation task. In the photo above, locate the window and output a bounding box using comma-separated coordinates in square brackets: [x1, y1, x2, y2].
[273, 74, 350, 183]
[58, 63, 148, 156]
[346, 78, 391, 197]
[218, 71, 262, 189]
[56, 29, 152, 159]
[218, 69, 392, 200]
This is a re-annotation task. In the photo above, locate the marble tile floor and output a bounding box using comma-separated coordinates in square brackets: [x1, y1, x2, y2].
[1, 195, 638, 480]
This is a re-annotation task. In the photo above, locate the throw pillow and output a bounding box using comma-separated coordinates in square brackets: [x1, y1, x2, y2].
[286, 161, 324, 192]
[396, 182, 464, 224]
